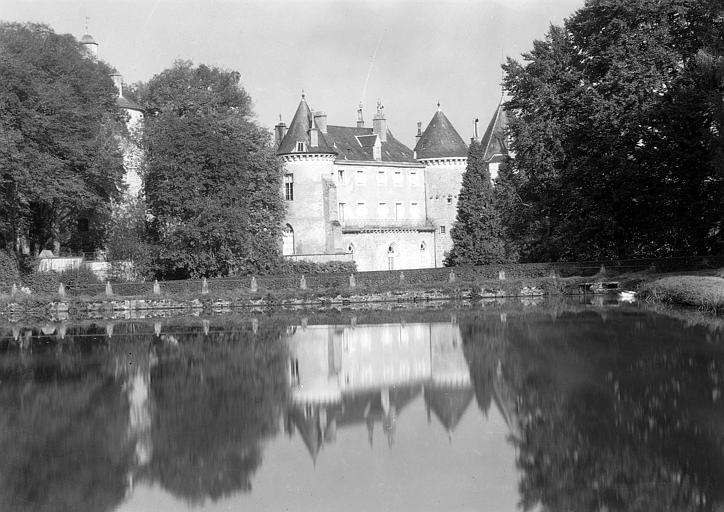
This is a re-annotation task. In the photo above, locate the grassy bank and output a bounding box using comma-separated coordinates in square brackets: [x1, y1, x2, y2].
[638, 275, 724, 313]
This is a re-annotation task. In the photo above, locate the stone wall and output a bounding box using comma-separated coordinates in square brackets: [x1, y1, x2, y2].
[343, 230, 436, 271]
[335, 161, 426, 226]
[282, 154, 336, 255]
[422, 158, 466, 266]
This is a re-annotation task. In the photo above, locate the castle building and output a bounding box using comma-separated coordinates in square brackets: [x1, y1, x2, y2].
[276, 94, 507, 271]
[81, 32, 144, 199]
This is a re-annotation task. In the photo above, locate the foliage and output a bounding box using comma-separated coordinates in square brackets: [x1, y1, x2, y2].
[0, 23, 125, 256]
[446, 140, 505, 266]
[0, 250, 20, 287]
[639, 275, 724, 312]
[278, 259, 357, 275]
[106, 197, 159, 280]
[501, 0, 723, 260]
[56, 266, 102, 288]
[141, 61, 285, 279]
[21, 270, 60, 295]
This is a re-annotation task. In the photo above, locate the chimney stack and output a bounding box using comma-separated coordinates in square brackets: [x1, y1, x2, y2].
[356, 102, 365, 128]
[313, 111, 327, 134]
[415, 121, 422, 144]
[472, 118, 480, 143]
[274, 115, 287, 148]
[372, 99, 387, 143]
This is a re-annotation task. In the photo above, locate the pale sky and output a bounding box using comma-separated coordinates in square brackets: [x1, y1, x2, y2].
[1, 0, 583, 147]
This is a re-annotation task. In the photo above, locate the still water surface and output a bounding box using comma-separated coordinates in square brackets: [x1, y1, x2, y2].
[1, 301, 723, 512]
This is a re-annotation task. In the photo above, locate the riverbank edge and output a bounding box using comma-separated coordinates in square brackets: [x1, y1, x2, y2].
[637, 275, 724, 313]
[0, 272, 720, 321]
[0, 276, 585, 321]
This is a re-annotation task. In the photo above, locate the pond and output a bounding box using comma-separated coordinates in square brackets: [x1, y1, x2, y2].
[1, 299, 723, 512]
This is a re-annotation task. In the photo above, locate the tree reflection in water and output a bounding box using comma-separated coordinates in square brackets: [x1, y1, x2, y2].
[143, 322, 288, 503]
[0, 326, 136, 512]
[461, 309, 724, 511]
[0, 321, 289, 511]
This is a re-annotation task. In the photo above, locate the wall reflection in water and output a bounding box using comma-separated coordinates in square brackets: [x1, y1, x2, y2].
[283, 321, 504, 460]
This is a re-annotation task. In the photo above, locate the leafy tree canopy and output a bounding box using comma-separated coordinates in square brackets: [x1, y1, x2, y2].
[501, 0, 723, 260]
[141, 61, 285, 278]
[0, 22, 125, 255]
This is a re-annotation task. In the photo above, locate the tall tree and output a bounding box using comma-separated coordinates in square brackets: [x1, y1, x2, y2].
[446, 141, 505, 266]
[502, 0, 723, 261]
[0, 23, 125, 256]
[141, 61, 285, 278]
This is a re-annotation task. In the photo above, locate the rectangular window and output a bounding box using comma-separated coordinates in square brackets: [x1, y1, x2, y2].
[377, 202, 387, 219]
[410, 202, 420, 219]
[377, 170, 386, 184]
[296, 141, 305, 152]
[393, 171, 402, 186]
[356, 170, 366, 185]
[338, 170, 345, 183]
[356, 202, 366, 218]
[410, 171, 418, 187]
[440, 225, 446, 234]
[338, 203, 345, 223]
[395, 202, 403, 220]
[284, 174, 294, 201]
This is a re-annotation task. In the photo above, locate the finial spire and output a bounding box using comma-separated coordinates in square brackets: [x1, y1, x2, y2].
[437, 100, 441, 111]
[301, 89, 305, 100]
[357, 101, 364, 127]
[85, 16, 89, 33]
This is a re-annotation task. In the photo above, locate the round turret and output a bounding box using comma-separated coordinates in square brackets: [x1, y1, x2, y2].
[80, 33, 98, 58]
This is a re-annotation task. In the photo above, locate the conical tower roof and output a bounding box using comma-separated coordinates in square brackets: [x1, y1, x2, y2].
[423, 385, 474, 434]
[480, 101, 509, 163]
[277, 95, 336, 155]
[414, 107, 468, 159]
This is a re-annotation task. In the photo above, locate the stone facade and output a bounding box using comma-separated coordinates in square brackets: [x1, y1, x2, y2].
[420, 158, 466, 266]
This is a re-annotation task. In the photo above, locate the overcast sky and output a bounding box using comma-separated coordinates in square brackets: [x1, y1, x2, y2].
[2, 0, 583, 147]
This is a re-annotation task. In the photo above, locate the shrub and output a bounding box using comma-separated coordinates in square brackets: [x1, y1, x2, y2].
[22, 271, 60, 295]
[277, 260, 357, 275]
[0, 250, 20, 288]
[57, 266, 102, 288]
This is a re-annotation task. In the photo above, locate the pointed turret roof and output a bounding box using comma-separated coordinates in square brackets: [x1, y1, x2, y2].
[480, 101, 509, 163]
[277, 95, 336, 155]
[414, 106, 468, 159]
[423, 385, 474, 434]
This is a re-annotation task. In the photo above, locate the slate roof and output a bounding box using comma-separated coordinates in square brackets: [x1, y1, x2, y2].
[277, 98, 336, 155]
[424, 385, 474, 433]
[80, 33, 97, 45]
[277, 97, 417, 163]
[414, 109, 468, 159]
[480, 101, 509, 163]
[117, 95, 143, 112]
[325, 125, 417, 163]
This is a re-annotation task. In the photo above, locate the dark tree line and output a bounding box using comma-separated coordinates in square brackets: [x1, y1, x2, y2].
[496, 0, 723, 261]
[0, 23, 125, 256]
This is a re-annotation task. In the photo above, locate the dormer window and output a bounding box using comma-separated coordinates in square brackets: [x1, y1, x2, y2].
[296, 141, 305, 152]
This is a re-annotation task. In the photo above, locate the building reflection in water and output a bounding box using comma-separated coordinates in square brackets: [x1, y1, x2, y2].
[283, 321, 502, 462]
